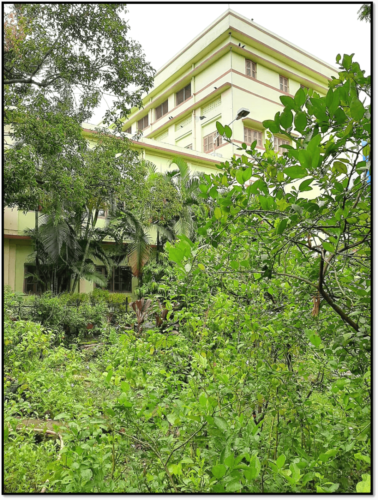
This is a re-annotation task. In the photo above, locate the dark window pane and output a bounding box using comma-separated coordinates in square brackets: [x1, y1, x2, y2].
[185, 83, 191, 98]
[176, 89, 184, 105]
[163, 100, 168, 115]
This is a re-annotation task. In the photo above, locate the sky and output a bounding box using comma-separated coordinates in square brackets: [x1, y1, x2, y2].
[90, 2, 371, 124]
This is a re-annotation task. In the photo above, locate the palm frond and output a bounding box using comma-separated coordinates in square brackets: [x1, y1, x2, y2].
[127, 226, 151, 276]
[152, 223, 176, 242]
[38, 213, 80, 264]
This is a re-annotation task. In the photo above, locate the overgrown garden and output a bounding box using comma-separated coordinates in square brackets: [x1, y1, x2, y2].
[4, 4, 371, 493]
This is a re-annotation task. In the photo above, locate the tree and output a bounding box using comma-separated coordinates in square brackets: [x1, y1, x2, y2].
[4, 4, 154, 126]
[25, 212, 111, 294]
[162, 55, 370, 490]
[197, 53, 370, 333]
[357, 4, 371, 22]
[165, 157, 203, 240]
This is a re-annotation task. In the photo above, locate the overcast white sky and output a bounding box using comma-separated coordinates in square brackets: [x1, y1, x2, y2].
[91, 2, 371, 124]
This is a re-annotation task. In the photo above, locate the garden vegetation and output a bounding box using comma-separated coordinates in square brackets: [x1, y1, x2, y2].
[3, 4, 371, 494]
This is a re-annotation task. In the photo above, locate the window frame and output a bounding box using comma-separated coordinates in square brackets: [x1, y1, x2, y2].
[95, 265, 133, 293]
[125, 126, 132, 134]
[137, 115, 149, 131]
[203, 131, 222, 154]
[244, 127, 263, 147]
[245, 59, 257, 79]
[279, 75, 289, 93]
[176, 83, 192, 106]
[23, 265, 70, 294]
[155, 99, 169, 120]
[274, 136, 290, 153]
[24, 265, 41, 294]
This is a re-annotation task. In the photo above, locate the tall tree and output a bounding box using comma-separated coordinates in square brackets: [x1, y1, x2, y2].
[4, 4, 155, 212]
[170, 54, 370, 334]
[4, 4, 154, 126]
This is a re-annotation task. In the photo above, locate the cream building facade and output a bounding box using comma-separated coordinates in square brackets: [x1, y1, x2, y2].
[4, 8, 337, 295]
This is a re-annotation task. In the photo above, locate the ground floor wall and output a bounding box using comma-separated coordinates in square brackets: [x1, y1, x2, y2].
[4, 237, 139, 298]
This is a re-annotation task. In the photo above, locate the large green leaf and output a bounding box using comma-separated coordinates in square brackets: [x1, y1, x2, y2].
[299, 178, 313, 192]
[333, 161, 348, 175]
[216, 121, 224, 135]
[294, 112, 307, 132]
[322, 241, 335, 253]
[276, 218, 288, 235]
[307, 133, 322, 153]
[350, 97, 365, 120]
[168, 245, 185, 264]
[280, 95, 296, 109]
[276, 455, 286, 469]
[236, 169, 244, 185]
[242, 167, 252, 182]
[294, 88, 307, 107]
[262, 120, 280, 134]
[334, 108, 347, 124]
[284, 166, 307, 179]
[245, 456, 261, 480]
[225, 480, 241, 492]
[325, 88, 334, 108]
[214, 416, 228, 432]
[214, 207, 222, 220]
[280, 109, 293, 129]
[342, 53, 353, 70]
[224, 125, 232, 138]
[356, 474, 371, 493]
[212, 464, 226, 479]
[329, 88, 340, 115]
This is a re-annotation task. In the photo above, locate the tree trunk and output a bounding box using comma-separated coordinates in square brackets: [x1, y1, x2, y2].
[71, 211, 92, 294]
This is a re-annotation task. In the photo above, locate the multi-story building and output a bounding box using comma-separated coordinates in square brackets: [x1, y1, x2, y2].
[4, 8, 337, 296]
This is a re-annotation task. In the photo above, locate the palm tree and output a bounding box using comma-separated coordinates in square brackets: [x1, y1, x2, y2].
[165, 157, 203, 240]
[105, 206, 151, 287]
[27, 211, 113, 293]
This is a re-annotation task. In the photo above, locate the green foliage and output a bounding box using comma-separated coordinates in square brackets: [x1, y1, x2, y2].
[4, 4, 154, 126]
[4, 55, 370, 493]
[357, 4, 371, 23]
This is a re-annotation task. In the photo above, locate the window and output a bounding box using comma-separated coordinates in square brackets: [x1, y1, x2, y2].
[203, 132, 222, 154]
[176, 83, 191, 105]
[246, 59, 257, 78]
[96, 266, 132, 293]
[125, 126, 132, 134]
[137, 115, 149, 131]
[244, 128, 262, 147]
[98, 209, 107, 218]
[185, 144, 193, 150]
[279, 75, 289, 93]
[24, 265, 42, 294]
[155, 99, 168, 120]
[24, 265, 70, 294]
[274, 137, 290, 153]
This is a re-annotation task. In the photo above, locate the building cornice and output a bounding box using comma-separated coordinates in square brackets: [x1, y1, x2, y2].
[155, 10, 337, 77]
[81, 128, 222, 169]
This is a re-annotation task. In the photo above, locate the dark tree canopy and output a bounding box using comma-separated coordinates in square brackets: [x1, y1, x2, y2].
[4, 3, 155, 125]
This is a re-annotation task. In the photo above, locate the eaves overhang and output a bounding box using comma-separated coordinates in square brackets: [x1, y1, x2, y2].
[81, 127, 223, 170]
